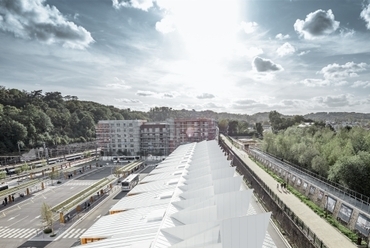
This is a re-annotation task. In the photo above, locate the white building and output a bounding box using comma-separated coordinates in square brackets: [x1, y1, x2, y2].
[96, 120, 147, 156]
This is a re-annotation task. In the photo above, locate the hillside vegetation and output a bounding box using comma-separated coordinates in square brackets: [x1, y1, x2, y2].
[262, 111, 370, 197]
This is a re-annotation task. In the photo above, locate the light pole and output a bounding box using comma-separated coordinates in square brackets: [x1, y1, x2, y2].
[324, 194, 328, 218]
[17, 141, 22, 163]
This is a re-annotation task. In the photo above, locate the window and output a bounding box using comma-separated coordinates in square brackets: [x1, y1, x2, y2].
[116, 123, 120, 127]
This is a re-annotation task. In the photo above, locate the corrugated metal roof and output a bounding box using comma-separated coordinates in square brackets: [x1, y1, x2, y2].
[74, 140, 276, 248]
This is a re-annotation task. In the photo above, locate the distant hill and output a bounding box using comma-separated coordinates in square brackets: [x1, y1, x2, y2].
[303, 112, 370, 123]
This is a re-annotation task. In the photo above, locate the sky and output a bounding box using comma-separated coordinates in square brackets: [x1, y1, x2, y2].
[1, 0, 370, 115]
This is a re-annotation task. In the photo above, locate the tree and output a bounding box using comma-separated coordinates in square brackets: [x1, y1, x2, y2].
[41, 202, 55, 235]
[255, 122, 263, 137]
[228, 120, 239, 136]
[49, 170, 59, 185]
[217, 119, 229, 134]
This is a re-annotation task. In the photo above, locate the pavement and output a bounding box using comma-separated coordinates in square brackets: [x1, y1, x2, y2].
[224, 138, 357, 248]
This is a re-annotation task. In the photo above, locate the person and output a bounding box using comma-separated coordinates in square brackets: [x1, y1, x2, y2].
[4, 197, 7, 205]
[11, 195, 14, 202]
[277, 184, 279, 189]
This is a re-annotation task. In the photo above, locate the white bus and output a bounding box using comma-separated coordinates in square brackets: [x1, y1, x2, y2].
[121, 173, 140, 191]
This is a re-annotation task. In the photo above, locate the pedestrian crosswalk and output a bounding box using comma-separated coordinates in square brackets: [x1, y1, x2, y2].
[64, 180, 95, 186]
[0, 227, 37, 239]
[57, 228, 86, 239]
[0, 227, 86, 239]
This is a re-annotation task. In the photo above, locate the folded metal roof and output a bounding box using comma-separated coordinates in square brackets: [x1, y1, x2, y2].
[76, 140, 275, 248]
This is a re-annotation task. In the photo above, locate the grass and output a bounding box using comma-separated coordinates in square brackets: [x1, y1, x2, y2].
[251, 157, 360, 244]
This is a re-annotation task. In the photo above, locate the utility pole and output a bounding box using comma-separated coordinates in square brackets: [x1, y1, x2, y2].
[43, 142, 49, 165]
[17, 141, 22, 163]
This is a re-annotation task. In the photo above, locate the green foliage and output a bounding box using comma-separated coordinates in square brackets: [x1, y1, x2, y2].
[0, 171, 6, 180]
[0, 86, 145, 154]
[41, 202, 54, 234]
[269, 110, 314, 133]
[261, 123, 370, 196]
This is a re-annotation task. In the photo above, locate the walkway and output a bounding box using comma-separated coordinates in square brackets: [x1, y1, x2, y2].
[223, 138, 357, 248]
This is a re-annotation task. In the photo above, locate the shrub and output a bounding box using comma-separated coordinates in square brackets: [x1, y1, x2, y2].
[43, 227, 52, 234]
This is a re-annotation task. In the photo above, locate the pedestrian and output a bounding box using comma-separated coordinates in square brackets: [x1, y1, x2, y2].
[4, 197, 7, 205]
[277, 184, 279, 189]
[11, 195, 14, 202]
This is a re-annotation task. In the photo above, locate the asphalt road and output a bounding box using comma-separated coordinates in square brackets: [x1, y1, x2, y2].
[1, 162, 155, 248]
[0, 165, 112, 248]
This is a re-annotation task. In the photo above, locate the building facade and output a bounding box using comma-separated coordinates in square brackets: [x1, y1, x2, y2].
[167, 118, 219, 152]
[96, 118, 219, 156]
[96, 120, 147, 156]
[140, 122, 170, 156]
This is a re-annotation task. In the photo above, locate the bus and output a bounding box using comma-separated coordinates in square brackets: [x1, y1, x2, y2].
[0, 184, 9, 192]
[118, 156, 140, 163]
[121, 173, 140, 191]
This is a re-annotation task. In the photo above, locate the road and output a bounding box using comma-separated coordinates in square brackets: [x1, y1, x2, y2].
[0, 165, 112, 248]
[0, 162, 156, 248]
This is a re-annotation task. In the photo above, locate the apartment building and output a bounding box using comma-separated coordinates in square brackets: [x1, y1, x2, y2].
[96, 118, 218, 156]
[96, 120, 147, 156]
[140, 123, 170, 156]
[167, 118, 219, 152]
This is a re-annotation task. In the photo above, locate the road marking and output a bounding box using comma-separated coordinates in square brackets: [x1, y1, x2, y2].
[94, 214, 101, 221]
[8, 214, 20, 221]
[8, 215, 29, 227]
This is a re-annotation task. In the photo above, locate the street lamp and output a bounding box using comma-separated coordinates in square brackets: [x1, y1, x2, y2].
[324, 194, 328, 218]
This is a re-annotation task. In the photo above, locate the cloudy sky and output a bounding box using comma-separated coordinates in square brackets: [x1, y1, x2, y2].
[1, 0, 370, 115]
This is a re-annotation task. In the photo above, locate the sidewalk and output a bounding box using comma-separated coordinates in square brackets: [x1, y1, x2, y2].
[224, 139, 357, 248]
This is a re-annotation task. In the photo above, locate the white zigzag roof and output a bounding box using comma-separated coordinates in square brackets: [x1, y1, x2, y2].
[75, 140, 274, 248]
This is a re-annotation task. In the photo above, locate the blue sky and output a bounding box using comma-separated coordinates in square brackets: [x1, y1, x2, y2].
[1, 0, 370, 115]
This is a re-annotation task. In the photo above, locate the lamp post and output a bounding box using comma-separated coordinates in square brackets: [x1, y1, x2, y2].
[17, 141, 21, 159]
[324, 194, 328, 218]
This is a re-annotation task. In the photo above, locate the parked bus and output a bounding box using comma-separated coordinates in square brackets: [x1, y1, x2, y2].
[0, 184, 9, 192]
[121, 173, 140, 191]
[118, 156, 140, 163]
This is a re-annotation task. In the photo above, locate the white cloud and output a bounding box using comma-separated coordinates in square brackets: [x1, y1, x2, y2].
[196, 93, 215, 99]
[294, 9, 340, 39]
[298, 50, 310, 56]
[235, 45, 263, 58]
[360, 4, 370, 29]
[252, 57, 283, 72]
[339, 28, 355, 38]
[115, 98, 141, 103]
[106, 83, 131, 89]
[156, 15, 176, 34]
[313, 94, 354, 108]
[203, 102, 222, 109]
[136, 90, 178, 98]
[351, 81, 370, 88]
[275, 33, 290, 40]
[300, 78, 328, 87]
[240, 21, 258, 34]
[112, 0, 154, 11]
[232, 99, 269, 110]
[318, 62, 367, 81]
[0, 0, 94, 49]
[136, 90, 156, 97]
[276, 42, 295, 57]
